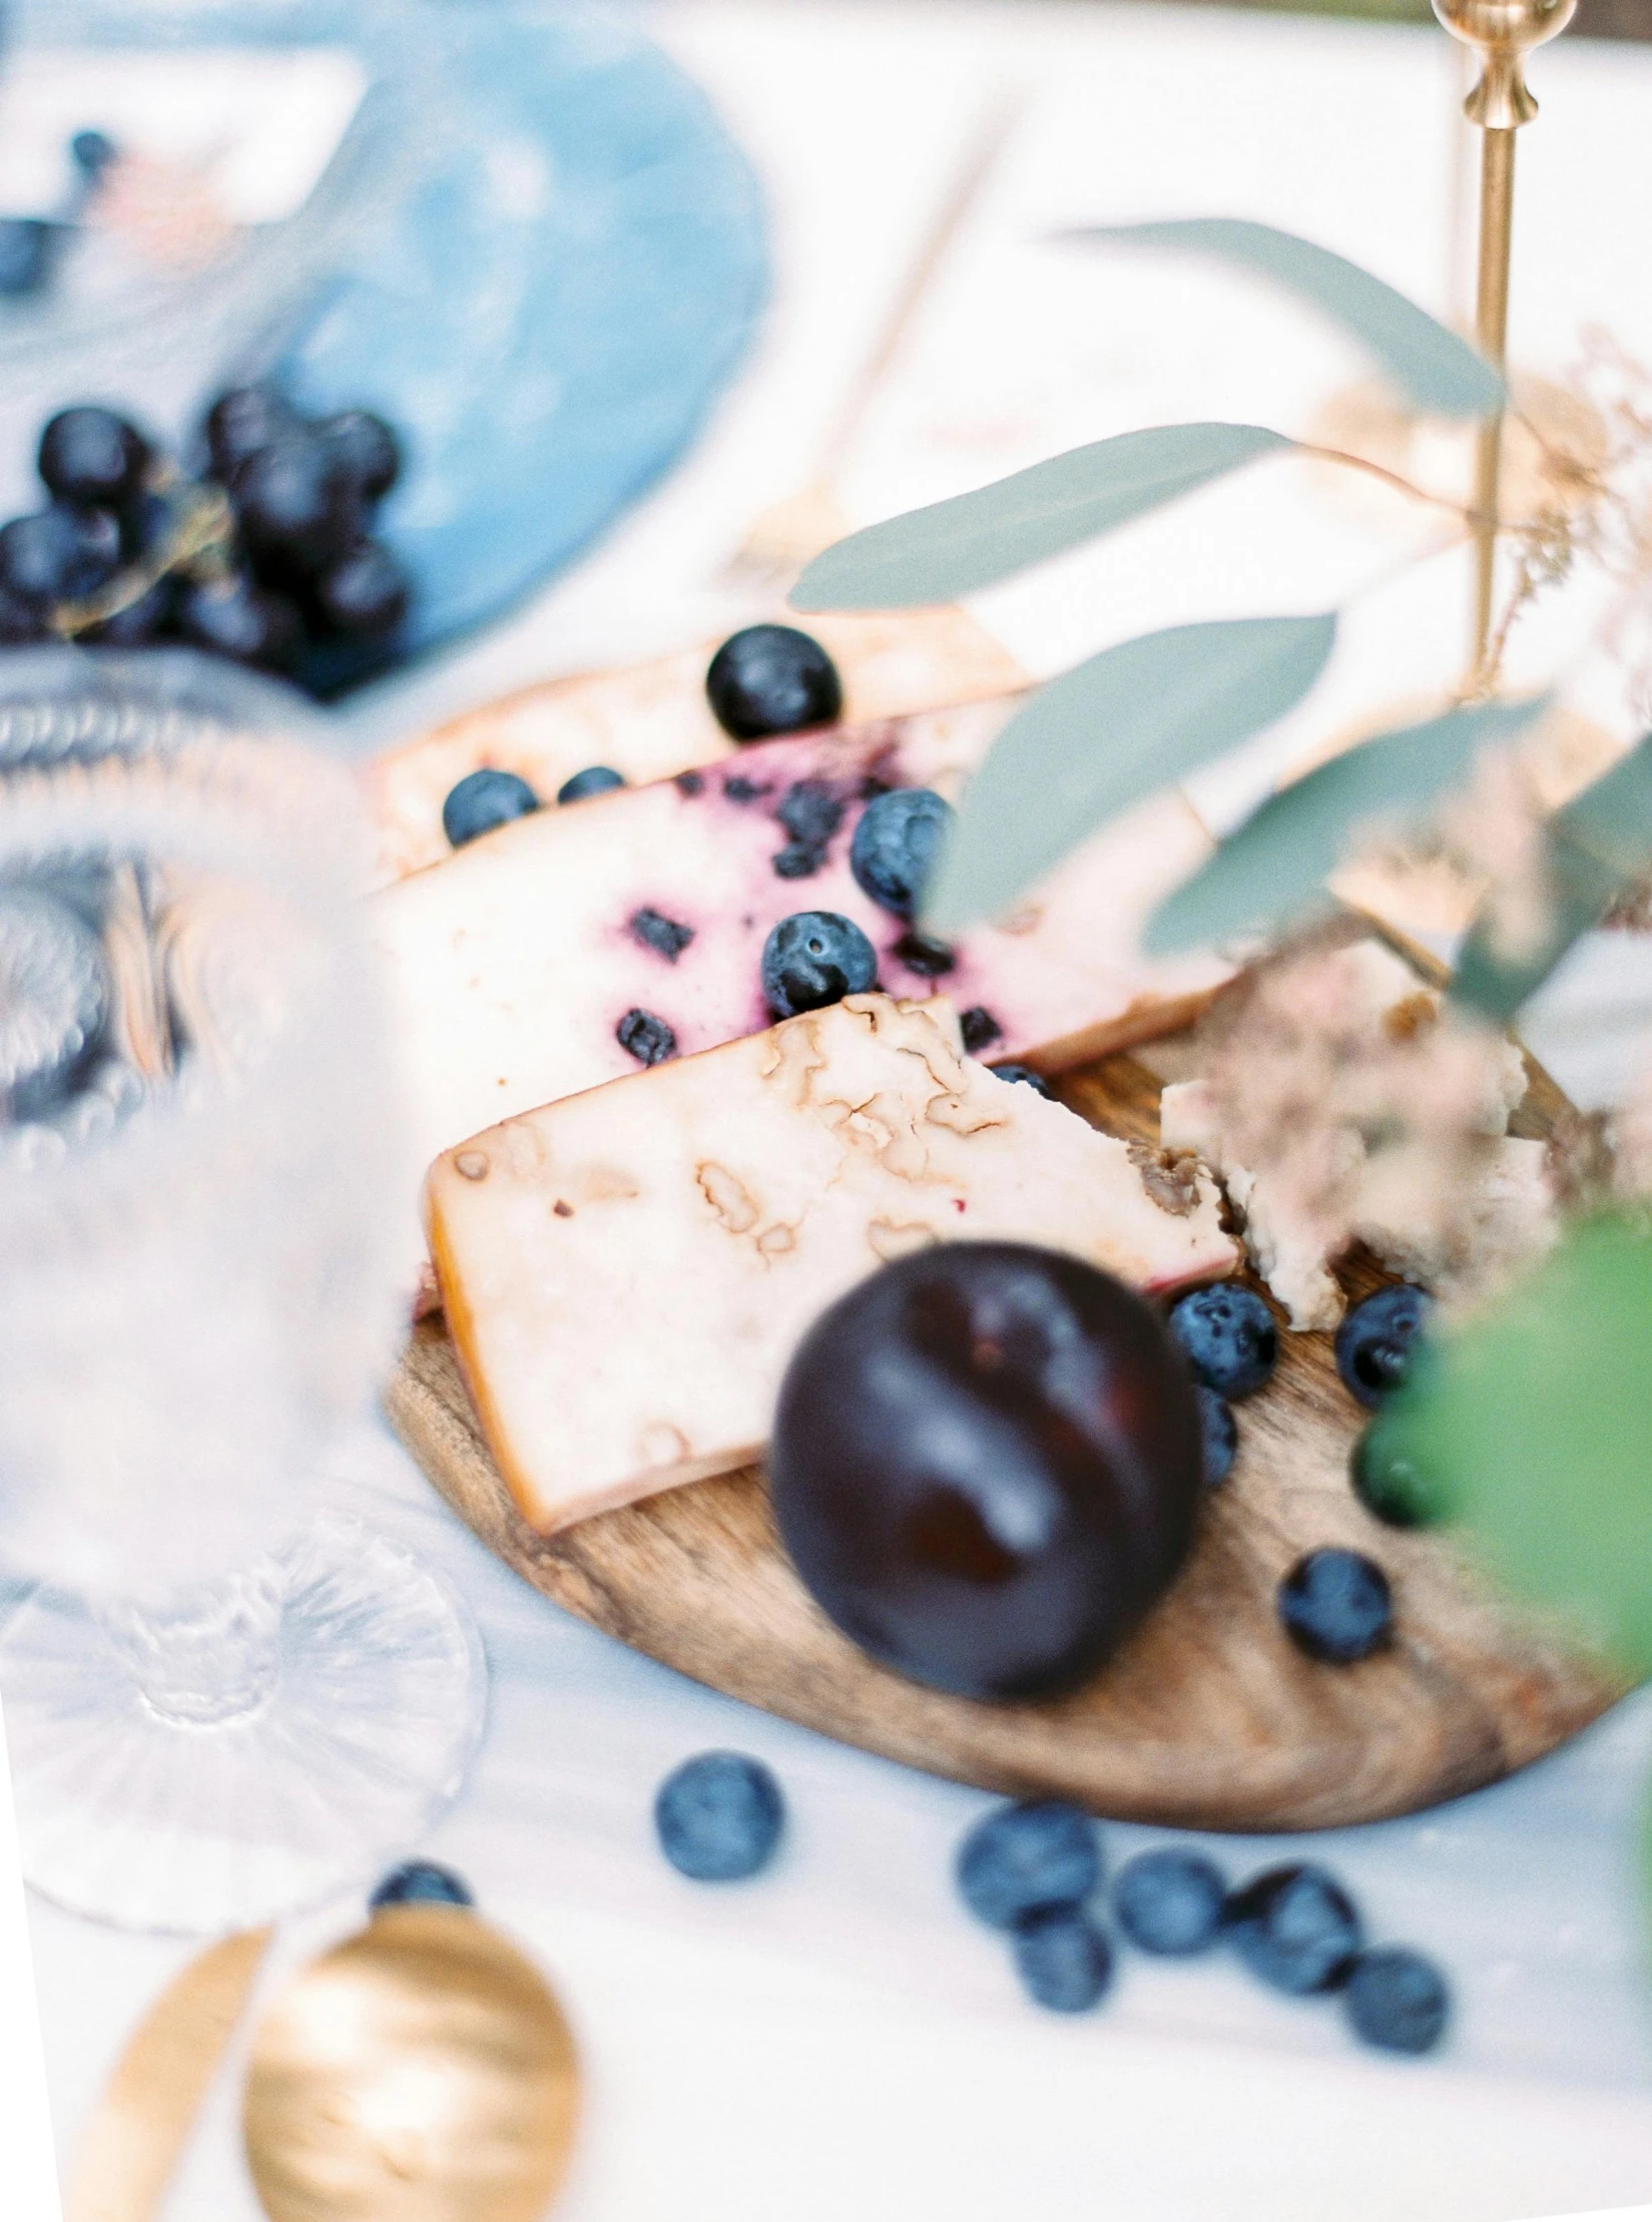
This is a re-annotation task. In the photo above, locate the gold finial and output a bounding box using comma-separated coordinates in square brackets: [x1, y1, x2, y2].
[1431, 0, 1575, 683]
[1432, 0, 1577, 131]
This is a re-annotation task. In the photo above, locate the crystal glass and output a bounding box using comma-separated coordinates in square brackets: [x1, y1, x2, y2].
[0, 658, 485, 1932]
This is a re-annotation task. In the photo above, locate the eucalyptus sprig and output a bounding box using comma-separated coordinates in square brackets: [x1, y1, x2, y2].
[793, 218, 1630, 1006]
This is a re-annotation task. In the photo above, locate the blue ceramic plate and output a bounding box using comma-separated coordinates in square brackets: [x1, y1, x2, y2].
[271, 3, 768, 674]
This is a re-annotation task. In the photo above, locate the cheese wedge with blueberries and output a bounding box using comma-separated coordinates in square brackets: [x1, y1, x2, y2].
[363, 608, 1026, 887]
[428, 994, 1240, 1533]
[371, 698, 1230, 1232]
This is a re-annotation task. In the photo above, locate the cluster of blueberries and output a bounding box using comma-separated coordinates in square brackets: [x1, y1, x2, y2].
[1167, 1278, 1434, 1659]
[0, 390, 409, 696]
[643, 1754, 1447, 2056]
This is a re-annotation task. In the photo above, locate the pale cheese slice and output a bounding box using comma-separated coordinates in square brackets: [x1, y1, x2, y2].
[428, 994, 1240, 1533]
[372, 700, 1227, 1262]
[362, 608, 1026, 887]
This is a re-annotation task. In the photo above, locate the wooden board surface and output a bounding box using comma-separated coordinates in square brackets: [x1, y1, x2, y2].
[386, 1049, 1625, 1834]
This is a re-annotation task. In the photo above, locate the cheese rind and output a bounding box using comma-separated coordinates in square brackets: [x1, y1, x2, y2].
[429, 995, 1240, 1533]
[373, 700, 1229, 1229]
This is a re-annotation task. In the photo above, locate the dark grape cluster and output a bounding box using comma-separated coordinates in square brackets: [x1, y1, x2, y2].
[0, 391, 412, 698]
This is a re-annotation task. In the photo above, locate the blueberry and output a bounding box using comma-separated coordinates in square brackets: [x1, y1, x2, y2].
[849, 787, 954, 919]
[1352, 1421, 1440, 1529]
[558, 765, 626, 805]
[617, 1007, 677, 1066]
[442, 768, 540, 847]
[38, 408, 150, 511]
[0, 506, 121, 605]
[959, 1006, 1001, 1054]
[230, 432, 356, 574]
[989, 1063, 1052, 1098]
[1168, 1284, 1279, 1400]
[70, 130, 119, 182]
[893, 929, 956, 978]
[315, 540, 410, 637]
[629, 907, 694, 962]
[315, 408, 402, 503]
[1012, 1906, 1115, 2012]
[0, 220, 54, 298]
[1336, 1284, 1433, 1407]
[761, 909, 876, 1019]
[654, 1751, 785, 1881]
[772, 777, 844, 878]
[1113, 1848, 1228, 1954]
[176, 572, 302, 673]
[724, 774, 766, 804]
[956, 1801, 1102, 1930]
[369, 1860, 474, 1911]
[674, 770, 705, 797]
[203, 386, 301, 481]
[706, 623, 842, 741]
[1278, 1547, 1392, 1664]
[1227, 1863, 1364, 1994]
[1343, 1946, 1450, 2055]
[1197, 1387, 1238, 1488]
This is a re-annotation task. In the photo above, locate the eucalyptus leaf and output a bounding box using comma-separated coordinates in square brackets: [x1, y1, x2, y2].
[1145, 696, 1550, 955]
[1063, 219, 1502, 421]
[922, 611, 1337, 936]
[1451, 733, 1652, 1024]
[791, 423, 1291, 612]
[1377, 1214, 1652, 1675]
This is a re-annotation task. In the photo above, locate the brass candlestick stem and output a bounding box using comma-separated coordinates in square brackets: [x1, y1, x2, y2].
[1432, 0, 1576, 683]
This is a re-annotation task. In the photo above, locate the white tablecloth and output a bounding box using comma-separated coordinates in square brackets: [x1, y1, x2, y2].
[18, 6, 1652, 2217]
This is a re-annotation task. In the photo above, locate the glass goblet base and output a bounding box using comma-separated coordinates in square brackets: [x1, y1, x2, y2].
[0, 1512, 486, 1935]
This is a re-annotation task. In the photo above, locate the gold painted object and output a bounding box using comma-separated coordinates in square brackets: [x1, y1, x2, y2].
[1432, 0, 1576, 679]
[244, 1904, 581, 2222]
[66, 1928, 274, 2222]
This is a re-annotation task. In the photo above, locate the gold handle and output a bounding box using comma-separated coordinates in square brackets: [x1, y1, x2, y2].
[66, 1928, 274, 2222]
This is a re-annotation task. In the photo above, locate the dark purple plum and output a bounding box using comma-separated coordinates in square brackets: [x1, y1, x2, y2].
[770, 1242, 1205, 1700]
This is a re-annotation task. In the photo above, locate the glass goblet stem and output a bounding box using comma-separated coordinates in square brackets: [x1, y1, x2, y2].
[95, 1563, 284, 1730]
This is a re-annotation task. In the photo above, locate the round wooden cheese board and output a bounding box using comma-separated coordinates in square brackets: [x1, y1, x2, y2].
[385, 1042, 1625, 1834]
